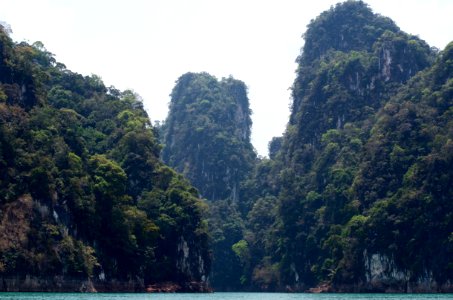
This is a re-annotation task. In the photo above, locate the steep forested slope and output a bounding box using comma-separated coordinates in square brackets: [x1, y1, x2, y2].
[0, 26, 210, 292]
[160, 1, 452, 292]
[347, 41, 453, 291]
[239, 0, 451, 292]
[275, 0, 436, 289]
[2, 0, 451, 294]
[161, 72, 256, 289]
[162, 72, 255, 203]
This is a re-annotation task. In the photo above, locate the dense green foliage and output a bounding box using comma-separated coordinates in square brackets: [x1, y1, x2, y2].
[349, 41, 453, 285]
[161, 1, 452, 292]
[0, 26, 209, 287]
[273, 0, 438, 288]
[237, 0, 451, 291]
[162, 72, 255, 202]
[2, 0, 452, 293]
[161, 72, 256, 289]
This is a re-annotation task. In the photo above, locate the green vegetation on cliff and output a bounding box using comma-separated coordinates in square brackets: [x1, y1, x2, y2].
[161, 1, 452, 292]
[1, 0, 452, 293]
[162, 72, 255, 203]
[0, 26, 209, 290]
[161, 72, 256, 289]
[239, 1, 451, 292]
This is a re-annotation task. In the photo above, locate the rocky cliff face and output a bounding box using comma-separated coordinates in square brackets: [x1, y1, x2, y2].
[176, 236, 209, 283]
[326, 252, 453, 293]
[162, 72, 255, 203]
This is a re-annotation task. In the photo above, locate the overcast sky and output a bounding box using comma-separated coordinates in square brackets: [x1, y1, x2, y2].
[1, 0, 452, 156]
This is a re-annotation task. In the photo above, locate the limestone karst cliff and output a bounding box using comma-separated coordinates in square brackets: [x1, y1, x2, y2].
[0, 25, 210, 292]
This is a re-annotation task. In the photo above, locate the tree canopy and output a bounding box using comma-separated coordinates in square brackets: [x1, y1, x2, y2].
[0, 25, 209, 290]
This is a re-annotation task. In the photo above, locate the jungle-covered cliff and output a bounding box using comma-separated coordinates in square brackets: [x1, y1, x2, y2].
[0, 25, 210, 292]
[161, 0, 452, 292]
[161, 72, 255, 203]
[241, 0, 452, 292]
[160, 72, 256, 289]
[1, 0, 452, 294]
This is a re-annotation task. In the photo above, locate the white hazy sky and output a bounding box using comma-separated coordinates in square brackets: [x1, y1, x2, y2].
[1, 0, 452, 156]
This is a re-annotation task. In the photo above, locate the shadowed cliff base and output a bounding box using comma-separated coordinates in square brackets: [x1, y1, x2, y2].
[0, 276, 211, 293]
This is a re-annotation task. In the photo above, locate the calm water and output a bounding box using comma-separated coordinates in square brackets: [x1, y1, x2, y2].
[0, 293, 452, 300]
